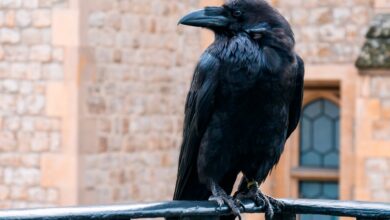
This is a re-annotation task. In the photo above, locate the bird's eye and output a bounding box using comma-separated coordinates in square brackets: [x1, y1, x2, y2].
[232, 10, 242, 18]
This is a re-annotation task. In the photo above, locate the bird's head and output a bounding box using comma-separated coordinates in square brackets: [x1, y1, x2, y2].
[179, 0, 293, 40]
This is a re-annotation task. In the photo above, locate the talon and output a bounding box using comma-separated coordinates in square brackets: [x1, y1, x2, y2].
[233, 183, 282, 220]
[234, 199, 246, 211]
[209, 195, 224, 207]
[209, 181, 241, 218]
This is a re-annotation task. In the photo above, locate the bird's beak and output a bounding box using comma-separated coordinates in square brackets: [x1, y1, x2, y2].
[178, 7, 229, 29]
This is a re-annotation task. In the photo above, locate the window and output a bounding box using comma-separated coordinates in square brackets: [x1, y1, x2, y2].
[300, 99, 340, 169]
[298, 98, 340, 220]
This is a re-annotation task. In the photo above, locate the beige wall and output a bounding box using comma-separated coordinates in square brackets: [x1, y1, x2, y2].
[0, 0, 72, 208]
[78, 0, 202, 204]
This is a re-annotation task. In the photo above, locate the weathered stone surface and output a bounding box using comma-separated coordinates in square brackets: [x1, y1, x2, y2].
[366, 158, 390, 202]
[15, 10, 31, 27]
[32, 9, 51, 27]
[356, 14, 390, 69]
[0, 0, 65, 209]
[0, 28, 20, 43]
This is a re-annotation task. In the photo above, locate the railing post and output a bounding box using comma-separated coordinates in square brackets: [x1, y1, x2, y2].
[273, 213, 296, 220]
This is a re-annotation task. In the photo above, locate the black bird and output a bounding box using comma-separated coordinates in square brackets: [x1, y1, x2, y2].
[173, 0, 304, 219]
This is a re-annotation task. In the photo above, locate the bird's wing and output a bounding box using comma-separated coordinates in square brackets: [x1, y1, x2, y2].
[286, 55, 305, 139]
[173, 53, 220, 200]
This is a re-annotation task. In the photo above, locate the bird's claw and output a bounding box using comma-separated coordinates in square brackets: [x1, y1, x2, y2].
[234, 188, 282, 220]
[209, 195, 225, 207]
[209, 195, 241, 219]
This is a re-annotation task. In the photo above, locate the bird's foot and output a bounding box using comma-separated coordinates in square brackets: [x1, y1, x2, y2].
[234, 181, 282, 220]
[209, 194, 241, 219]
[209, 181, 241, 219]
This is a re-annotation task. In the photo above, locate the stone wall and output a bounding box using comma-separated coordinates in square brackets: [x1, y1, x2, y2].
[0, 0, 69, 208]
[356, 73, 390, 201]
[272, 0, 374, 64]
[366, 158, 390, 201]
[79, 0, 202, 204]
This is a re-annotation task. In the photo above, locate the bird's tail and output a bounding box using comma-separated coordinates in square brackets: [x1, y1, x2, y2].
[167, 162, 211, 220]
[168, 166, 239, 220]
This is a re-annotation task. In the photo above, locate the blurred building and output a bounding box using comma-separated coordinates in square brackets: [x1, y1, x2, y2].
[0, 0, 390, 217]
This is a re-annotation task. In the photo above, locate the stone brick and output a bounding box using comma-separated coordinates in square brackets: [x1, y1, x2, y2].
[5, 10, 15, 27]
[0, 131, 17, 151]
[0, 186, 9, 200]
[0, 46, 4, 60]
[88, 11, 106, 27]
[2, 79, 19, 93]
[22, 28, 43, 45]
[3, 45, 29, 61]
[26, 94, 45, 114]
[15, 10, 31, 27]
[42, 28, 51, 43]
[1, 0, 22, 8]
[4, 117, 20, 131]
[4, 168, 40, 186]
[21, 118, 34, 131]
[10, 186, 27, 200]
[31, 132, 49, 152]
[366, 159, 389, 172]
[25, 63, 42, 80]
[373, 120, 390, 140]
[0, 11, 4, 26]
[42, 63, 63, 80]
[27, 187, 46, 202]
[0, 153, 20, 166]
[32, 9, 51, 27]
[372, 77, 390, 98]
[19, 81, 33, 95]
[20, 154, 40, 167]
[382, 99, 390, 119]
[23, 0, 39, 8]
[0, 28, 21, 44]
[105, 11, 121, 30]
[30, 45, 51, 61]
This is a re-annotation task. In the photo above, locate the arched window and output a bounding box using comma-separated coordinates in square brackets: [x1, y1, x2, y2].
[299, 99, 340, 220]
[300, 99, 340, 168]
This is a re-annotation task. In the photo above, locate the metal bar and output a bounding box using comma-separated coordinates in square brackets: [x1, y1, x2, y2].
[0, 200, 262, 220]
[0, 199, 389, 219]
[280, 199, 390, 219]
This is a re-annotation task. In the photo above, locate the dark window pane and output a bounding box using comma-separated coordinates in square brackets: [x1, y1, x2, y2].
[299, 182, 322, 198]
[313, 116, 333, 154]
[323, 152, 339, 168]
[299, 181, 339, 220]
[301, 117, 311, 152]
[300, 99, 340, 168]
[324, 100, 339, 119]
[301, 152, 321, 167]
[303, 100, 322, 118]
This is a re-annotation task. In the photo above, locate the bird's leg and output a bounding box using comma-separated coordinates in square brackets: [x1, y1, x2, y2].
[208, 180, 241, 219]
[234, 180, 283, 220]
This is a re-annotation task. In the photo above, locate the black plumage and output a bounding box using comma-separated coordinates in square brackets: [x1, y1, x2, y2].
[172, 0, 304, 219]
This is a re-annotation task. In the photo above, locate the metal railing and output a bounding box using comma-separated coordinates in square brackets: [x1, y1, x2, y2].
[0, 199, 389, 220]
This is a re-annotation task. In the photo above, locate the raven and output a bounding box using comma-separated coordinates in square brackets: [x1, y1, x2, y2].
[173, 0, 304, 219]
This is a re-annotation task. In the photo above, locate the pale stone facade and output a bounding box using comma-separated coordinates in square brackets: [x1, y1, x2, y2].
[79, 0, 201, 204]
[0, 0, 390, 215]
[0, 0, 69, 208]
